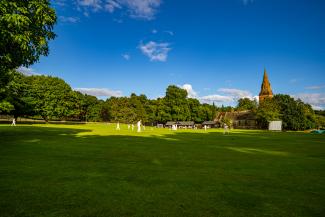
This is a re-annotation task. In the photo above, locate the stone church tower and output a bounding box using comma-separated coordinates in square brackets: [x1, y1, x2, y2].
[259, 69, 273, 102]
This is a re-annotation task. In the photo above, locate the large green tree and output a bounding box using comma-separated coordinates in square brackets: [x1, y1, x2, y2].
[73, 92, 102, 122]
[274, 94, 316, 130]
[5, 71, 33, 117]
[0, 0, 56, 75]
[256, 98, 280, 129]
[25, 75, 75, 121]
[0, 0, 56, 112]
[164, 85, 191, 121]
[237, 98, 257, 111]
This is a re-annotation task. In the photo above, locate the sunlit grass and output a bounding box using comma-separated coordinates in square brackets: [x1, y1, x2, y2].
[0, 123, 324, 217]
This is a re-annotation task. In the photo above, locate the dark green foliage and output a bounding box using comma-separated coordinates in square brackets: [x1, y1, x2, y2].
[102, 85, 217, 124]
[5, 71, 32, 117]
[236, 98, 257, 111]
[0, 0, 56, 112]
[0, 70, 14, 113]
[315, 110, 325, 117]
[0, 0, 56, 74]
[0, 71, 29, 114]
[0, 70, 217, 123]
[314, 110, 325, 128]
[255, 95, 317, 130]
[73, 92, 103, 122]
[219, 105, 234, 112]
[2, 73, 318, 130]
[0, 100, 14, 113]
[256, 98, 280, 129]
[274, 94, 316, 130]
[164, 85, 191, 121]
[24, 75, 76, 121]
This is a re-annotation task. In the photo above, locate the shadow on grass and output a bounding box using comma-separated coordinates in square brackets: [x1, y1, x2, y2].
[0, 125, 324, 217]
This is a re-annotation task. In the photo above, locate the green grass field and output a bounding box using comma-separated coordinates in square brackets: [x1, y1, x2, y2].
[0, 124, 324, 217]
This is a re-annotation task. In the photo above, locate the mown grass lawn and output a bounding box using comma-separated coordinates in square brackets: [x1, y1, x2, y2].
[0, 124, 324, 217]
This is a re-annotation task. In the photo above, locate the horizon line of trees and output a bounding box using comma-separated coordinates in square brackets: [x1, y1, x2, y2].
[1, 71, 324, 131]
[0, 71, 219, 124]
[236, 96, 324, 131]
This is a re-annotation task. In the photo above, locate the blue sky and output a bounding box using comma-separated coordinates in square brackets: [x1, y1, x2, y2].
[20, 0, 325, 109]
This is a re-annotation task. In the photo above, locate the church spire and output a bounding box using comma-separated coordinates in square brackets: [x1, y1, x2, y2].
[259, 69, 273, 102]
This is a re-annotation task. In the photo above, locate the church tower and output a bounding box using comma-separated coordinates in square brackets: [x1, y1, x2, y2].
[259, 69, 273, 102]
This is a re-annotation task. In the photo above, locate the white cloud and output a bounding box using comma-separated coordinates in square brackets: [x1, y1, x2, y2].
[181, 84, 198, 98]
[17, 67, 41, 76]
[74, 88, 123, 98]
[200, 94, 234, 103]
[78, 0, 102, 11]
[294, 93, 325, 110]
[123, 0, 161, 20]
[311, 105, 324, 110]
[218, 88, 253, 99]
[177, 84, 253, 105]
[59, 16, 80, 23]
[105, 0, 122, 13]
[199, 88, 255, 105]
[77, 0, 161, 20]
[305, 84, 325, 90]
[139, 41, 171, 62]
[122, 53, 130, 60]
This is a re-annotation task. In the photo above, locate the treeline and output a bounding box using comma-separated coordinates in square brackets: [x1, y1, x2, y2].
[0, 72, 216, 124]
[236, 96, 323, 131]
[1, 71, 323, 130]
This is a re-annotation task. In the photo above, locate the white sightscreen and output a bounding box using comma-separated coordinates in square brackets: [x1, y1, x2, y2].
[269, 121, 282, 131]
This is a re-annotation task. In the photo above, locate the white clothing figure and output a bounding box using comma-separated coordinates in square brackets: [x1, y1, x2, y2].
[223, 123, 229, 134]
[137, 120, 142, 132]
[116, 122, 120, 130]
[132, 124, 134, 131]
[204, 125, 207, 131]
[128, 124, 130, 130]
[11, 118, 16, 126]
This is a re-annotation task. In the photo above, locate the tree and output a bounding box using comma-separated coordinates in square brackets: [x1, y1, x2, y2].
[0, 0, 56, 73]
[0, 100, 14, 113]
[237, 98, 257, 111]
[73, 92, 102, 122]
[25, 75, 75, 121]
[0, 71, 33, 115]
[130, 93, 148, 123]
[315, 115, 325, 129]
[6, 71, 33, 118]
[274, 94, 316, 130]
[164, 85, 191, 121]
[315, 110, 325, 129]
[256, 98, 280, 129]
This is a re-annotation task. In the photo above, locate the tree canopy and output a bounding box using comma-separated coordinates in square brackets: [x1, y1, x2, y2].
[1, 73, 217, 124]
[0, 0, 57, 112]
[0, 0, 56, 74]
[1, 71, 321, 131]
[236, 98, 257, 111]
